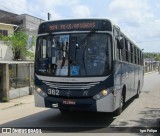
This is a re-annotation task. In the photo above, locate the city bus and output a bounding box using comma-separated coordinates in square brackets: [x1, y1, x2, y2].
[34, 19, 144, 115]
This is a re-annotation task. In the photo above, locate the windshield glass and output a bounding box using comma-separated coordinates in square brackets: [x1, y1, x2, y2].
[35, 33, 112, 77]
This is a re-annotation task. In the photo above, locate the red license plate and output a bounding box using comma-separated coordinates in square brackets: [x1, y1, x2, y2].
[63, 100, 76, 105]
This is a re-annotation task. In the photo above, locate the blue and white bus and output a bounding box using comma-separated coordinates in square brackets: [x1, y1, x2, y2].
[34, 19, 144, 115]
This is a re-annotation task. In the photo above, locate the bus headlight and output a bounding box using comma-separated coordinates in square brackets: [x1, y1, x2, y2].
[93, 88, 113, 100]
[35, 87, 48, 97]
[101, 89, 108, 96]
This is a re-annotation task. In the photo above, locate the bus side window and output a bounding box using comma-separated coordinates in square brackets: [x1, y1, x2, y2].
[137, 50, 140, 65]
[38, 37, 47, 59]
[116, 38, 121, 60]
[125, 39, 128, 62]
[134, 47, 137, 64]
[114, 28, 120, 60]
[130, 44, 135, 64]
[127, 41, 131, 63]
[141, 53, 144, 66]
[140, 51, 142, 65]
[38, 38, 42, 58]
[121, 36, 126, 61]
[107, 35, 112, 70]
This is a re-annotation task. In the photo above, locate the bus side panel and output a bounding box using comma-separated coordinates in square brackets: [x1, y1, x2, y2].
[134, 66, 139, 96]
[130, 65, 136, 98]
[122, 62, 131, 102]
[113, 60, 131, 110]
[115, 61, 132, 103]
[113, 60, 121, 110]
[135, 66, 144, 96]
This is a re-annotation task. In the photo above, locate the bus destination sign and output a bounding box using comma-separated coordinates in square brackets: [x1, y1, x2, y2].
[49, 22, 96, 31]
[38, 19, 112, 34]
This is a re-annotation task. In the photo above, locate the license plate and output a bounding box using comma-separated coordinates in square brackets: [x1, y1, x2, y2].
[63, 100, 76, 105]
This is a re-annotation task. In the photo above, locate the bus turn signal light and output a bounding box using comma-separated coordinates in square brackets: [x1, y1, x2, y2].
[36, 87, 48, 97]
[93, 89, 109, 100]
[36, 88, 42, 93]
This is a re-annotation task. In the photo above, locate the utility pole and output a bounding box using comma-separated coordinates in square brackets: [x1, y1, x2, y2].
[48, 13, 51, 20]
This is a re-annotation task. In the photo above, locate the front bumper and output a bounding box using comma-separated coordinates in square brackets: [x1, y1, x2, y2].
[34, 90, 115, 112]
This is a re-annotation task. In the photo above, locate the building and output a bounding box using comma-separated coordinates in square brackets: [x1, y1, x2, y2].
[144, 58, 159, 72]
[0, 9, 44, 60]
[0, 23, 18, 60]
[0, 10, 44, 100]
[0, 9, 18, 24]
[0, 10, 44, 35]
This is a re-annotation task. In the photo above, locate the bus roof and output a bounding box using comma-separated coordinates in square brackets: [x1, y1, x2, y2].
[120, 30, 142, 51]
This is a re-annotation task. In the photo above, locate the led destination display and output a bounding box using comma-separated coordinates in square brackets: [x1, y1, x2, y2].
[38, 19, 112, 34]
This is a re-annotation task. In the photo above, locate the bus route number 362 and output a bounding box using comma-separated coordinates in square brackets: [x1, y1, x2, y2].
[48, 89, 59, 96]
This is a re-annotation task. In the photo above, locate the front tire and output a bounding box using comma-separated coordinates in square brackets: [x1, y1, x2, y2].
[114, 93, 124, 116]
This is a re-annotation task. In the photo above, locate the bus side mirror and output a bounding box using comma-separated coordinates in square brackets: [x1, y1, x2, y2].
[117, 37, 125, 49]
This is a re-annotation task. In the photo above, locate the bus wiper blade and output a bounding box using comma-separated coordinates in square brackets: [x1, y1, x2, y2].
[70, 30, 96, 64]
[78, 30, 96, 47]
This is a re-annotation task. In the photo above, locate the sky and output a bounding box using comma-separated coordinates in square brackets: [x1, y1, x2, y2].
[0, 0, 160, 53]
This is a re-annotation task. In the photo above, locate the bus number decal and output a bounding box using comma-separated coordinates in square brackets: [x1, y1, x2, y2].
[48, 89, 59, 96]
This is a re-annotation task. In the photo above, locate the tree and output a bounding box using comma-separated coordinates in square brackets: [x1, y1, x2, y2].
[144, 52, 160, 61]
[1, 30, 34, 60]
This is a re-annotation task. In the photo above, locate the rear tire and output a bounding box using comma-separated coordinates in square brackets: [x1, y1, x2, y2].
[135, 83, 140, 98]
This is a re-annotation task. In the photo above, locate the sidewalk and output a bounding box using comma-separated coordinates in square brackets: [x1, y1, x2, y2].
[0, 95, 34, 110]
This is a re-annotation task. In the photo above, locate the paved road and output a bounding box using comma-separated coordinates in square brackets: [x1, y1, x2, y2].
[0, 72, 160, 135]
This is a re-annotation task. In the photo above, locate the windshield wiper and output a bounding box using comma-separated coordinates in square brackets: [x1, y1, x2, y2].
[79, 30, 96, 47]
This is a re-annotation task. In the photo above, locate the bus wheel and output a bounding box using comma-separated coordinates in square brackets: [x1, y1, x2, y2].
[135, 83, 140, 98]
[114, 93, 124, 116]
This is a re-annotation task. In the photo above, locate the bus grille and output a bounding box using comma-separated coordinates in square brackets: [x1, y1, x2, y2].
[42, 81, 100, 90]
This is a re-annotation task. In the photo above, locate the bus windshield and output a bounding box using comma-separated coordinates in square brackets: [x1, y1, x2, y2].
[35, 33, 112, 77]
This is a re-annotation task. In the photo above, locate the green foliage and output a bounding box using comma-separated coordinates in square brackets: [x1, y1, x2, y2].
[144, 52, 160, 61]
[1, 30, 35, 60]
[26, 50, 35, 59]
[0, 33, 3, 40]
